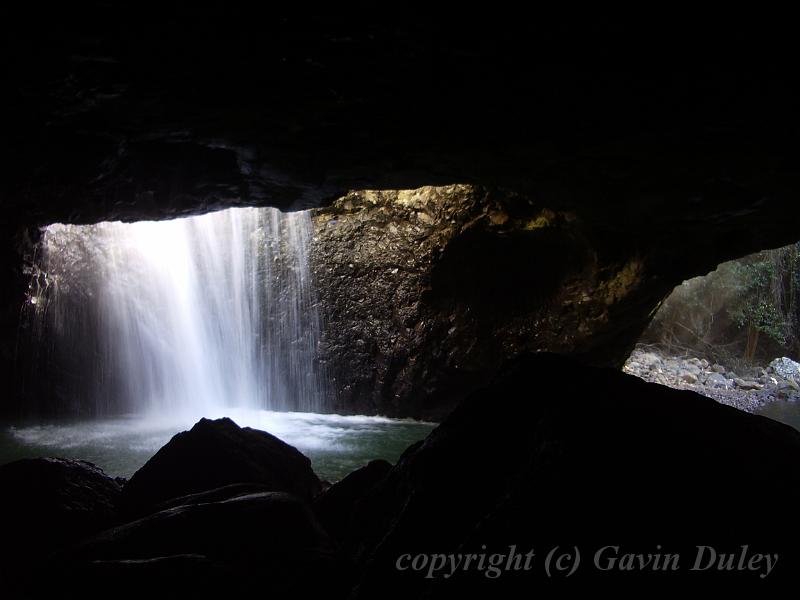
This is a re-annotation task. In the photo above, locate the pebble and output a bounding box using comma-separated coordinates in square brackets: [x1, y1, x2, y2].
[624, 348, 800, 413]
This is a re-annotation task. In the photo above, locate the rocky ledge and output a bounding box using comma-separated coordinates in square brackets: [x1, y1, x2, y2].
[624, 347, 800, 412]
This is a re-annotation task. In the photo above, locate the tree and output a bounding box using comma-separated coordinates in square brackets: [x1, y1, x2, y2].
[642, 242, 800, 367]
[727, 244, 799, 362]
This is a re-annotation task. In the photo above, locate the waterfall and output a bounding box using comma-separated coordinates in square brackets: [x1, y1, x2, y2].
[24, 208, 327, 418]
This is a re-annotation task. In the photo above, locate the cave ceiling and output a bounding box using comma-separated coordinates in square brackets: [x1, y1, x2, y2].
[1, 7, 799, 282]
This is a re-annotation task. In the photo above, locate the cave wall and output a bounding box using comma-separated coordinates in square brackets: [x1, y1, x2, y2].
[310, 185, 670, 418]
[4, 9, 800, 417]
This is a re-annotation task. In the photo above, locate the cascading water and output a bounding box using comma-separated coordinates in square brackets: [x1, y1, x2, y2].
[7, 206, 436, 482]
[23, 207, 327, 418]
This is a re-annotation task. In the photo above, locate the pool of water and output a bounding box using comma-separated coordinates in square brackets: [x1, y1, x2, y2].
[757, 400, 800, 433]
[0, 410, 436, 482]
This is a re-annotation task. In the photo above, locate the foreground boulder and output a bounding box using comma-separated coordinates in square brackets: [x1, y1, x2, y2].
[38, 492, 352, 598]
[121, 417, 322, 516]
[314, 459, 393, 545]
[0, 458, 121, 581]
[342, 353, 800, 596]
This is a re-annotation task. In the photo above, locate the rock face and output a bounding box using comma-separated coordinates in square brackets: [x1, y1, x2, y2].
[0, 458, 122, 579]
[121, 418, 322, 516]
[311, 187, 671, 418]
[338, 353, 800, 596]
[4, 12, 800, 420]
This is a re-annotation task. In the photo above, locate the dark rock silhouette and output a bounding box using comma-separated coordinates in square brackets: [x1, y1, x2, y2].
[120, 417, 322, 517]
[314, 458, 393, 545]
[0, 457, 121, 587]
[344, 353, 800, 596]
[42, 493, 352, 598]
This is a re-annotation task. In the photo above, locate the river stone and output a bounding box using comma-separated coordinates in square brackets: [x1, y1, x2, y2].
[734, 378, 762, 391]
[121, 417, 322, 516]
[769, 357, 800, 381]
[704, 373, 730, 389]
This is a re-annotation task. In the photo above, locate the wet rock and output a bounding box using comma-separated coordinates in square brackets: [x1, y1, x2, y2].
[0, 458, 121, 578]
[121, 418, 322, 516]
[152, 482, 273, 512]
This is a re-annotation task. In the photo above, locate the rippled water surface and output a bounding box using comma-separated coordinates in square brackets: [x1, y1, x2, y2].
[0, 410, 436, 482]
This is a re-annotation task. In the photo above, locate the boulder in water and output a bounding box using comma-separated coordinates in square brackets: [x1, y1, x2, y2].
[121, 417, 322, 516]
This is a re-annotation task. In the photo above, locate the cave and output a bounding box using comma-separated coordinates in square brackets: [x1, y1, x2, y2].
[2, 6, 800, 597]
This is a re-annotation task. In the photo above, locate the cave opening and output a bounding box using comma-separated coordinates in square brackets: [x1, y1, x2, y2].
[7, 206, 434, 481]
[624, 241, 800, 431]
[4, 8, 800, 594]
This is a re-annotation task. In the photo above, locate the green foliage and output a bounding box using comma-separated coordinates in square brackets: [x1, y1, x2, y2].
[730, 299, 787, 343]
[727, 256, 791, 346]
[643, 241, 800, 365]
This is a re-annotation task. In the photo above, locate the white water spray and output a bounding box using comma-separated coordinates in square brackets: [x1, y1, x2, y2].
[28, 208, 327, 418]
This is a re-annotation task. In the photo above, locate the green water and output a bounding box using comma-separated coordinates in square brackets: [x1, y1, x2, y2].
[0, 410, 436, 482]
[757, 400, 800, 433]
